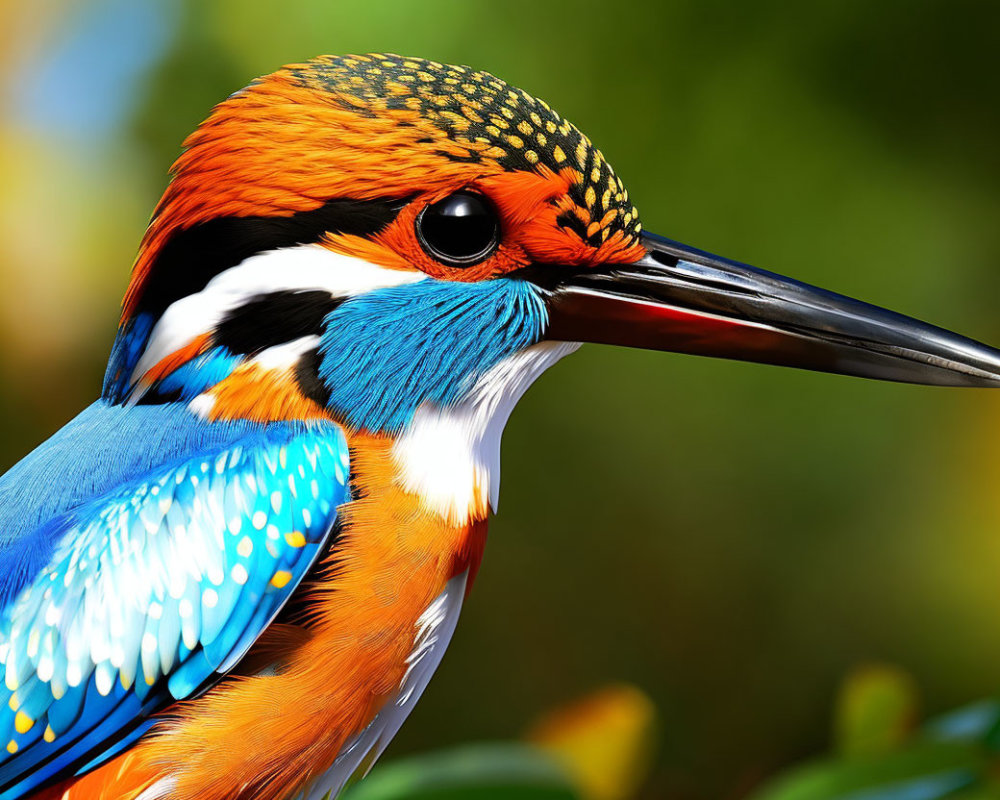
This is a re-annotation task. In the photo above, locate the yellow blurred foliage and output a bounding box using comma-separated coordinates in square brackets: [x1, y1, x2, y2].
[833, 664, 919, 759]
[525, 684, 658, 800]
[0, 0, 144, 406]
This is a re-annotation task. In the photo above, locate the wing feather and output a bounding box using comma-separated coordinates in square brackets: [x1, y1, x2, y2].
[0, 422, 350, 797]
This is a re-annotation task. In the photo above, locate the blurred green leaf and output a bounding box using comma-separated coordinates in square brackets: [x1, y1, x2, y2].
[750, 740, 985, 800]
[341, 743, 579, 800]
[754, 677, 1000, 800]
[835, 665, 920, 758]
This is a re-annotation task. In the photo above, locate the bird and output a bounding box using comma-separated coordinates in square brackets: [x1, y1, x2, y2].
[0, 52, 999, 800]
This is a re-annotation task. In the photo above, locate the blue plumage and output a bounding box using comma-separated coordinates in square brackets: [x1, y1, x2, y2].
[155, 347, 241, 400]
[319, 277, 547, 433]
[0, 409, 351, 798]
[0, 403, 263, 612]
[101, 314, 154, 403]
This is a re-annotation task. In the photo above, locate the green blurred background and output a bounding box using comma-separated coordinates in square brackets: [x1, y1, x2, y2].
[0, 1, 998, 797]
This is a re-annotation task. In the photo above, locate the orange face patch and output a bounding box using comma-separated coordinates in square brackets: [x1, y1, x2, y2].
[322, 167, 643, 282]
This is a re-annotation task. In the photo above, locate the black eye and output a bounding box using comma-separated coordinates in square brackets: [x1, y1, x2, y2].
[416, 191, 500, 266]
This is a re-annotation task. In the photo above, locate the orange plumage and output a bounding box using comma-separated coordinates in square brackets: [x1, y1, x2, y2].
[42, 431, 487, 800]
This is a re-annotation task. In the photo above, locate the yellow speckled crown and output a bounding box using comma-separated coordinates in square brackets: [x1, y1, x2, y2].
[291, 53, 641, 248]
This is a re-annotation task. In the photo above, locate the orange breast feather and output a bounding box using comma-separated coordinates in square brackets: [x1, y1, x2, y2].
[38, 432, 487, 800]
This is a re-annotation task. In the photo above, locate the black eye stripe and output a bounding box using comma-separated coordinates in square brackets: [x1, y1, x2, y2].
[135, 196, 409, 320]
[416, 191, 500, 267]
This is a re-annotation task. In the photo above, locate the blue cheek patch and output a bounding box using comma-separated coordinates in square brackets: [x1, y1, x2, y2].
[318, 278, 547, 434]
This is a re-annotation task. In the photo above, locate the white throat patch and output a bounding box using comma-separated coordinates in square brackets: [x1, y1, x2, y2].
[392, 341, 580, 526]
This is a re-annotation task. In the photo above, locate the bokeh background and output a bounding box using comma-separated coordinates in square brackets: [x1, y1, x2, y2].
[1, 1, 998, 797]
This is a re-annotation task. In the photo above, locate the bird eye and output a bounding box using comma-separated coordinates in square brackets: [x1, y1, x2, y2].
[416, 191, 500, 267]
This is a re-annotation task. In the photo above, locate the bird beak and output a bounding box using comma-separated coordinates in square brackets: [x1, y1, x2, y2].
[534, 231, 1000, 386]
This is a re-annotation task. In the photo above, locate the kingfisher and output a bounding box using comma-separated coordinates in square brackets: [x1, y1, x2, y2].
[0, 53, 999, 800]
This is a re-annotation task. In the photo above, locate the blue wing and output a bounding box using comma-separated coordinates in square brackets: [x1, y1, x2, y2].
[0, 403, 350, 797]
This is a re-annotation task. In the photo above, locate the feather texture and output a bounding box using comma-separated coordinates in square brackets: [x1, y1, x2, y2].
[0, 419, 349, 798]
[319, 277, 547, 433]
[301, 571, 468, 800]
[0, 403, 268, 611]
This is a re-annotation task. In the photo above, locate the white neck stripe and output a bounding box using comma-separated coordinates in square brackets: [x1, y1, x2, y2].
[131, 245, 425, 389]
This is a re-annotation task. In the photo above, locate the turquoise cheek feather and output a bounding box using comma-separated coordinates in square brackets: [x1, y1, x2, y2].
[318, 278, 548, 434]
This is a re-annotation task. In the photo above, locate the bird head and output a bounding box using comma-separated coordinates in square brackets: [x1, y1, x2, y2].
[104, 53, 1000, 503]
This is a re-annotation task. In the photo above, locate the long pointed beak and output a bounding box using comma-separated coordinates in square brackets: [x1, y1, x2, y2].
[533, 231, 1000, 386]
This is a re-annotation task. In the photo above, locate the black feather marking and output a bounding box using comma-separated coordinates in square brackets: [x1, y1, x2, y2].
[136, 196, 409, 319]
[135, 386, 184, 406]
[213, 291, 344, 356]
[295, 348, 332, 408]
[555, 210, 589, 241]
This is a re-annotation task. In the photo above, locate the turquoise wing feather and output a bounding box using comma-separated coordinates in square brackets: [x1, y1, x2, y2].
[0, 422, 350, 798]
